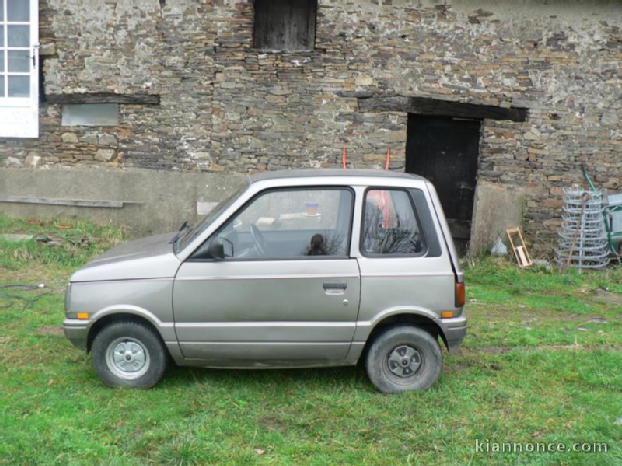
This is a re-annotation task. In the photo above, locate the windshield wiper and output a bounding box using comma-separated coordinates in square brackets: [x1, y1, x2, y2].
[170, 221, 189, 244]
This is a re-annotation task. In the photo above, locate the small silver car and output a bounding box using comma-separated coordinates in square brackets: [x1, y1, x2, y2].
[64, 169, 466, 393]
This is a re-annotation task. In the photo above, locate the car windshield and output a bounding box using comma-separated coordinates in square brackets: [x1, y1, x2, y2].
[174, 180, 249, 254]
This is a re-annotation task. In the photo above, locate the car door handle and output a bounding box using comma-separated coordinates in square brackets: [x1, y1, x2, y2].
[323, 282, 347, 290]
[323, 282, 347, 296]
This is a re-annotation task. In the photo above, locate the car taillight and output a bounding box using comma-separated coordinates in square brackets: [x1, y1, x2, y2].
[455, 281, 466, 308]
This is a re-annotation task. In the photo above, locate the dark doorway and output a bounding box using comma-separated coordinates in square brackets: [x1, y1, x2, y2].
[405, 115, 481, 254]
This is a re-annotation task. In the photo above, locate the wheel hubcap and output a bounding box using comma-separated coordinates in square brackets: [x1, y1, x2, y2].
[105, 337, 150, 380]
[387, 344, 422, 378]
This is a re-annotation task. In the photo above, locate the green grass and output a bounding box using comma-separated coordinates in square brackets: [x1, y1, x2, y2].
[1, 215, 621, 465]
[0, 216, 123, 275]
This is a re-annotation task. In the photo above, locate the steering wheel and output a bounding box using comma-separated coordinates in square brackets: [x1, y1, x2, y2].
[250, 225, 267, 256]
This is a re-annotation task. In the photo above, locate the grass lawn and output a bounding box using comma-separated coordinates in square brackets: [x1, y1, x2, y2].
[0, 215, 620, 465]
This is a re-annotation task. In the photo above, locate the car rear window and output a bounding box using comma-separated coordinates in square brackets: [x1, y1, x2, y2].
[361, 188, 440, 257]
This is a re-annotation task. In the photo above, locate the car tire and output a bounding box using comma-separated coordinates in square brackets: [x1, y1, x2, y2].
[365, 325, 442, 394]
[91, 321, 168, 389]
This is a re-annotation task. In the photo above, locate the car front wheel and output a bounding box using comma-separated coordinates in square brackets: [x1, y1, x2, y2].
[365, 325, 442, 394]
[91, 321, 168, 388]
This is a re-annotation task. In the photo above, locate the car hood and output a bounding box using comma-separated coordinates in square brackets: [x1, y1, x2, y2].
[70, 232, 181, 282]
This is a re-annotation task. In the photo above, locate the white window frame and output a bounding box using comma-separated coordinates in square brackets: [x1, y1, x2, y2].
[0, 0, 39, 138]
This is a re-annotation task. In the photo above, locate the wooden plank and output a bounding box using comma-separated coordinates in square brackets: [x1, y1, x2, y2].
[517, 246, 527, 265]
[506, 227, 533, 267]
[358, 96, 527, 122]
[0, 195, 130, 209]
[46, 93, 160, 105]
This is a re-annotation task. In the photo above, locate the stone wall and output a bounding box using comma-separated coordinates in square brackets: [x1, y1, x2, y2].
[1, 0, 621, 254]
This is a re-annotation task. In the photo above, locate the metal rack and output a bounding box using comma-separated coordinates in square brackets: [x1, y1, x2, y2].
[556, 188, 610, 270]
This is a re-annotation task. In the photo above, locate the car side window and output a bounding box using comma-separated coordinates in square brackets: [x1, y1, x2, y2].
[362, 189, 426, 256]
[195, 187, 353, 260]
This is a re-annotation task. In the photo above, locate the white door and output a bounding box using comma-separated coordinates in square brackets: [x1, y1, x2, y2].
[0, 0, 38, 138]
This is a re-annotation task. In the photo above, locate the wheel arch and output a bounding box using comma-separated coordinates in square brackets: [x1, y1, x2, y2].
[86, 311, 167, 353]
[361, 311, 448, 359]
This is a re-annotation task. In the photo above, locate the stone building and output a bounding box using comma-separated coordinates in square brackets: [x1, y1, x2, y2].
[0, 0, 621, 254]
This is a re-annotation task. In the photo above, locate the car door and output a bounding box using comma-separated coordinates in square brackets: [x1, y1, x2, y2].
[173, 186, 360, 366]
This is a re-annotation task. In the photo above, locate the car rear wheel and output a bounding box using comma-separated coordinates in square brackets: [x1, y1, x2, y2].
[91, 321, 168, 388]
[365, 325, 442, 394]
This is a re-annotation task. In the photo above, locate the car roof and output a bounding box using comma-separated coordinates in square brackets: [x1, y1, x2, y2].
[249, 169, 424, 184]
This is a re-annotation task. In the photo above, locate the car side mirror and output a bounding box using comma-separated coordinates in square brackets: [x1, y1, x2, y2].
[207, 240, 225, 261]
[206, 238, 234, 260]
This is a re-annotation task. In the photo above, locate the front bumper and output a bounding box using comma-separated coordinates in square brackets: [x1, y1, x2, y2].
[440, 315, 467, 351]
[63, 319, 89, 350]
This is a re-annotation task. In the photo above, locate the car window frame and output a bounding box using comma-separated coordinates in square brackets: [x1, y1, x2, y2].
[175, 182, 250, 254]
[359, 186, 430, 259]
[188, 185, 356, 262]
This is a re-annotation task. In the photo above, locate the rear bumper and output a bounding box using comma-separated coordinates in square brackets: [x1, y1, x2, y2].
[63, 319, 89, 350]
[440, 315, 467, 351]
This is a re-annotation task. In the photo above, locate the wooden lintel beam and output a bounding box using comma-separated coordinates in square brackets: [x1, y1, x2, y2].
[46, 93, 160, 105]
[357, 96, 527, 122]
